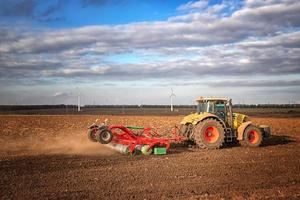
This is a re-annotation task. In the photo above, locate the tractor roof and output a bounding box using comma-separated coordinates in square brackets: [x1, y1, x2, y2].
[196, 97, 231, 102]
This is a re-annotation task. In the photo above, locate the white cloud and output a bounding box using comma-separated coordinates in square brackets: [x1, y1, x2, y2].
[177, 0, 208, 11]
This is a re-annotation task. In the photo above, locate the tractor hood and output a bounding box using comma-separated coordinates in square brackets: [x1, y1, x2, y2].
[233, 113, 250, 129]
[180, 112, 218, 125]
[181, 112, 251, 128]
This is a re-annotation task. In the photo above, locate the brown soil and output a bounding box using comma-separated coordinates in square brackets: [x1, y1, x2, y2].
[0, 115, 299, 200]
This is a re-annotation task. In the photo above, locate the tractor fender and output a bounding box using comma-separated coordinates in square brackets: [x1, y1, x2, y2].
[237, 121, 252, 140]
[194, 113, 226, 128]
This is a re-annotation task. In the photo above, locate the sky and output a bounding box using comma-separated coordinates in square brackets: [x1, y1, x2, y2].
[0, 0, 299, 105]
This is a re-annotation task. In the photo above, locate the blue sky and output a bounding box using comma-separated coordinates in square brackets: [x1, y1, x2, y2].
[0, 0, 195, 27]
[0, 0, 299, 105]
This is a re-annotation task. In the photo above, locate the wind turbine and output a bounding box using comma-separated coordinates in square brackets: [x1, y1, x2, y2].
[170, 88, 176, 111]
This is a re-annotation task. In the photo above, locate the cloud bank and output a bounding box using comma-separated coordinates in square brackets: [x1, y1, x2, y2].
[0, 0, 299, 104]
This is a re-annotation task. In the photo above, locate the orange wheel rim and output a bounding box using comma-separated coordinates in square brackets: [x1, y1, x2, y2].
[204, 126, 219, 143]
[248, 131, 259, 144]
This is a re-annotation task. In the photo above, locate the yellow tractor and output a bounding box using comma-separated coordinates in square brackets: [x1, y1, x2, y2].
[179, 97, 270, 149]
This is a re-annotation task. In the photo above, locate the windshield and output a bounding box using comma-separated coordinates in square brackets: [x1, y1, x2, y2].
[197, 102, 205, 113]
[197, 101, 214, 113]
[196, 101, 225, 114]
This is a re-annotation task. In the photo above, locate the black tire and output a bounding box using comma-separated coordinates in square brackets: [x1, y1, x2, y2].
[99, 125, 108, 130]
[194, 119, 225, 149]
[95, 128, 113, 144]
[240, 125, 262, 147]
[87, 128, 98, 142]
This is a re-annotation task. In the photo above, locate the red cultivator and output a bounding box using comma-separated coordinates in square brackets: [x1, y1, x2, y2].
[87, 119, 183, 155]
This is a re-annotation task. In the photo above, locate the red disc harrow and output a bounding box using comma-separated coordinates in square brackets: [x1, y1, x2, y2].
[87, 119, 183, 155]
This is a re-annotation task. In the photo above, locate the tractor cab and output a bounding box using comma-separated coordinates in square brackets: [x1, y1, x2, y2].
[196, 97, 233, 127]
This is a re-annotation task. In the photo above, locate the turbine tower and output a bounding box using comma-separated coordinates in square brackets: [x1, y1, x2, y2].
[77, 92, 81, 112]
[170, 88, 176, 111]
[76, 87, 81, 112]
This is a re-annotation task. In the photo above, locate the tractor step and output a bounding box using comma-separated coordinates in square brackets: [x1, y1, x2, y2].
[225, 128, 235, 142]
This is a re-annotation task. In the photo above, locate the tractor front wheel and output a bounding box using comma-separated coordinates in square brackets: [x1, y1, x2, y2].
[240, 125, 263, 147]
[194, 119, 225, 149]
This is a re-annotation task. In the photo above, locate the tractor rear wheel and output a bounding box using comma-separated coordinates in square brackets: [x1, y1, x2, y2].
[240, 125, 262, 147]
[96, 128, 113, 144]
[194, 119, 225, 149]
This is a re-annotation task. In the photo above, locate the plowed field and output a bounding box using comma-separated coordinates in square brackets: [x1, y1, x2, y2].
[0, 115, 299, 199]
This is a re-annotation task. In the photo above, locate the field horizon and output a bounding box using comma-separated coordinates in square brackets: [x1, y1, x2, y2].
[1, 105, 300, 117]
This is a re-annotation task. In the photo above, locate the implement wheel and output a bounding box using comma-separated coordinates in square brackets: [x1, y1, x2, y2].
[96, 128, 113, 144]
[240, 125, 262, 147]
[87, 128, 98, 142]
[194, 119, 225, 149]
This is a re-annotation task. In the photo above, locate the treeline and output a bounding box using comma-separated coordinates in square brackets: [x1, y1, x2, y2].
[0, 105, 76, 111]
[84, 105, 195, 108]
[85, 104, 300, 108]
[234, 104, 300, 108]
[0, 104, 299, 111]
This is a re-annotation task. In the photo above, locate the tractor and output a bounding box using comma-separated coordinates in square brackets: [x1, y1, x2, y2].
[179, 97, 270, 149]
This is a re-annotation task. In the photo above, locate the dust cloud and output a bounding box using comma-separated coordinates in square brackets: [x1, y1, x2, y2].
[0, 133, 115, 157]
